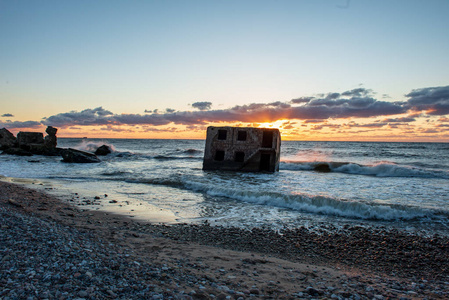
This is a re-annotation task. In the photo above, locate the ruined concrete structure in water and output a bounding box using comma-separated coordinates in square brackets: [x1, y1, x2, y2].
[202, 126, 281, 172]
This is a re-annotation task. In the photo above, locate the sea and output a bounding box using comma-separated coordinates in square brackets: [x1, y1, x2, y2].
[1, 139, 449, 236]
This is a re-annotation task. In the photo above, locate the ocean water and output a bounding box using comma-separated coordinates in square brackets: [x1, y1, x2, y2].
[1, 139, 449, 236]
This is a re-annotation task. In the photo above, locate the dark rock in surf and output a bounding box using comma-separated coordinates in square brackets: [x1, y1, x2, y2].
[314, 163, 331, 172]
[95, 145, 112, 156]
[2, 147, 33, 156]
[61, 148, 101, 163]
[1, 126, 62, 156]
[0, 128, 17, 149]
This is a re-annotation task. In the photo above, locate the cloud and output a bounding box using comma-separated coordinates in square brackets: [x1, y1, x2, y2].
[347, 122, 387, 128]
[42, 107, 114, 127]
[5, 85, 447, 133]
[290, 97, 313, 104]
[34, 88, 407, 128]
[405, 85, 449, 115]
[381, 117, 416, 123]
[304, 119, 326, 123]
[0, 120, 42, 128]
[341, 88, 372, 97]
[191, 101, 212, 111]
[1, 113, 14, 117]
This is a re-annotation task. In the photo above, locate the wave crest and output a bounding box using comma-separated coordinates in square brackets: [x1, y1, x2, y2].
[280, 161, 448, 178]
[74, 140, 116, 153]
[130, 175, 446, 222]
[181, 179, 443, 221]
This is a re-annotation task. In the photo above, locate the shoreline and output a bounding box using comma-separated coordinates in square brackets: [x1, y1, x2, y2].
[1, 180, 449, 299]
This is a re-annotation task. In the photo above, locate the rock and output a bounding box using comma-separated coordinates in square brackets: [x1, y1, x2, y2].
[17, 131, 44, 146]
[61, 148, 101, 163]
[1, 127, 61, 156]
[306, 287, 324, 296]
[44, 135, 57, 148]
[78, 290, 89, 297]
[249, 288, 260, 295]
[314, 163, 331, 172]
[95, 145, 112, 156]
[46, 126, 58, 136]
[0, 128, 17, 149]
[44, 126, 58, 148]
[2, 147, 33, 156]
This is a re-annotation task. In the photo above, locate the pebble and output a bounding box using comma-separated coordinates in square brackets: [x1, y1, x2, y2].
[0, 207, 209, 299]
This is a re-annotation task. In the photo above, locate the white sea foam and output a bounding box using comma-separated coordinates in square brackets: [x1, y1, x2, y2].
[74, 140, 116, 153]
[280, 161, 448, 178]
[180, 178, 436, 221]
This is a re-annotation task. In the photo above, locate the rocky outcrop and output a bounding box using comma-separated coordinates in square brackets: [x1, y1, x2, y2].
[0, 128, 17, 149]
[61, 148, 101, 163]
[1, 127, 101, 163]
[95, 145, 112, 156]
[1, 127, 63, 156]
[44, 126, 58, 149]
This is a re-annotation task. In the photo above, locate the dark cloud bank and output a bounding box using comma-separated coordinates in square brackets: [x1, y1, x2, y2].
[2, 85, 449, 130]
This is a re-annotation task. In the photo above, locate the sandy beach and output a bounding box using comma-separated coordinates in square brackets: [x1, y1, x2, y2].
[1, 180, 448, 299]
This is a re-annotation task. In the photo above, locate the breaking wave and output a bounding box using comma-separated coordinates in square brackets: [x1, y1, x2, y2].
[133, 175, 447, 222]
[280, 161, 449, 178]
[74, 140, 116, 153]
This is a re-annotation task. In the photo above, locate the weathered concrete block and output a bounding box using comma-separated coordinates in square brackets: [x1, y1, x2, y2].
[203, 126, 281, 172]
[17, 132, 44, 146]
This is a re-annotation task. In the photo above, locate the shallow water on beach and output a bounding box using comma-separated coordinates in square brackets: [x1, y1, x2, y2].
[1, 139, 449, 236]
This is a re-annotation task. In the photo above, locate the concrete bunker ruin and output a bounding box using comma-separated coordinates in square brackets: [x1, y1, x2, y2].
[202, 126, 281, 172]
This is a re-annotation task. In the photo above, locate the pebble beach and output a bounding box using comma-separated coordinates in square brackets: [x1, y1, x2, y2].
[1, 180, 449, 299]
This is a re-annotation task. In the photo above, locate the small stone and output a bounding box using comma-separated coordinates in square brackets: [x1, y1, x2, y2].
[249, 288, 260, 295]
[306, 287, 324, 296]
[215, 294, 228, 300]
[78, 290, 89, 297]
[107, 290, 117, 298]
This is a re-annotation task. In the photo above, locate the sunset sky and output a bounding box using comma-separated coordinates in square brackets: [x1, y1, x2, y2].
[1, 0, 448, 141]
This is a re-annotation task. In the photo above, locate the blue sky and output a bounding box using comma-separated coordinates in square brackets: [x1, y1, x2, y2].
[1, 0, 449, 140]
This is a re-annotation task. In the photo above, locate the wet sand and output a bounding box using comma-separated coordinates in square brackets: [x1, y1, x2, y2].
[1, 180, 448, 299]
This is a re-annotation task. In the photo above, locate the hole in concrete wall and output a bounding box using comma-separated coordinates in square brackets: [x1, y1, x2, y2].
[260, 153, 271, 171]
[262, 130, 273, 148]
[218, 130, 227, 140]
[214, 150, 225, 161]
[237, 131, 247, 141]
[235, 151, 245, 162]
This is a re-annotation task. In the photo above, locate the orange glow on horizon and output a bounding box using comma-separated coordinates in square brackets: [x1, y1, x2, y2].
[3, 118, 449, 142]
